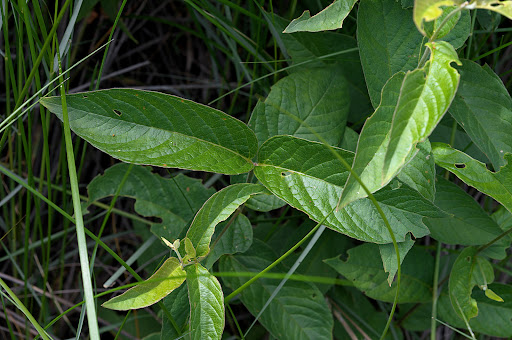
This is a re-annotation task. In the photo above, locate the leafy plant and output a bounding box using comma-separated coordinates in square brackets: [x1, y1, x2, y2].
[6, 0, 512, 338]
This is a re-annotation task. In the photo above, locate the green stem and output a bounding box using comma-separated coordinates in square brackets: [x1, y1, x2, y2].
[224, 210, 332, 303]
[430, 241, 442, 339]
[57, 51, 100, 339]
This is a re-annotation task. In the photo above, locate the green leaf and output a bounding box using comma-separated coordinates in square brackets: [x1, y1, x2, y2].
[185, 183, 266, 258]
[423, 6, 462, 39]
[340, 126, 359, 151]
[245, 193, 286, 212]
[248, 65, 349, 146]
[255, 135, 441, 243]
[86, 163, 215, 239]
[337, 73, 405, 207]
[425, 176, 508, 259]
[340, 41, 461, 209]
[102, 257, 186, 310]
[271, 16, 371, 123]
[325, 244, 434, 303]
[414, 0, 512, 35]
[161, 285, 189, 339]
[379, 234, 415, 285]
[438, 283, 512, 338]
[357, 0, 423, 107]
[220, 240, 333, 340]
[203, 214, 253, 269]
[448, 247, 495, 321]
[397, 140, 436, 201]
[283, 0, 358, 33]
[441, 10, 471, 49]
[40, 89, 257, 175]
[186, 263, 224, 340]
[432, 143, 512, 213]
[383, 41, 461, 182]
[449, 60, 512, 170]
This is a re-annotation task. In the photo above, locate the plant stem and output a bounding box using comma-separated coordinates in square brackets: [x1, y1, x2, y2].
[430, 241, 442, 339]
[224, 210, 331, 303]
[57, 51, 100, 339]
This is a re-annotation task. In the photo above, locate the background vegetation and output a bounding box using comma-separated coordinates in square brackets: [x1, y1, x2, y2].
[1, 0, 511, 339]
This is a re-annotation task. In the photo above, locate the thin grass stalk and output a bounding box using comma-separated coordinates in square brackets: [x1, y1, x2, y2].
[56, 45, 100, 339]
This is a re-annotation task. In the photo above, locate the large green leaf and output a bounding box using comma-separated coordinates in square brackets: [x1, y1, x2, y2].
[254, 135, 442, 243]
[325, 244, 434, 303]
[248, 65, 349, 146]
[414, 0, 512, 35]
[161, 285, 189, 339]
[448, 247, 495, 321]
[102, 257, 186, 310]
[186, 263, 224, 340]
[220, 240, 333, 340]
[86, 163, 214, 239]
[185, 183, 266, 258]
[203, 214, 253, 269]
[337, 73, 405, 207]
[383, 41, 460, 182]
[339, 41, 460, 209]
[432, 143, 512, 213]
[283, 0, 358, 33]
[449, 60, 512, 169]
[396, 140, 436, 201]
[40, 89, 257, 174]
[425, 176, 508, 259]
[269, 15, 371, 123]
[357, 0, 423, 107]
[438, 283, 512, 338]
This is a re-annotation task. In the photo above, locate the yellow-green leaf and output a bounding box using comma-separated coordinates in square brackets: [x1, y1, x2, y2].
[102, 257, 186, 310]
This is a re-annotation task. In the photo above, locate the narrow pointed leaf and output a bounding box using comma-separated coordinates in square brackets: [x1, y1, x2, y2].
[102, 257, 186, 310]
[337, 73, 405, 208]
[254, 136, 441, 243]
[248, 65, 349, 147]
[40, 89, 257, 174]
[432, 143, 512, 213]
[379, 234, 415, 285]
[283, 0, 358, 33]
[185, 184, 266, 258]
[186, 263, 224, 340]
[448, 247, 495, 321]
[383, 41, 461, 182]
[414, 0, 512, 35]
[85, 163, 214, 239]
[448, 60, 512, 169]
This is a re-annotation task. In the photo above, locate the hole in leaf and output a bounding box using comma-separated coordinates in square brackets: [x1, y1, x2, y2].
[113, 109, 122, 116]
[82, 95, 88, 98]
[281, 171, 292, 177]
[454, 163, 465, 169]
